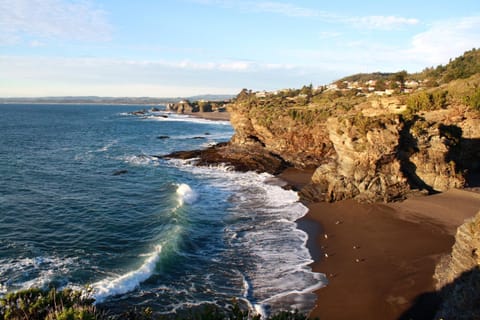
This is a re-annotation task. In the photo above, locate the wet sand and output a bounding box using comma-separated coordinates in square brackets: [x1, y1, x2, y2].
[280, 168, 480, 320]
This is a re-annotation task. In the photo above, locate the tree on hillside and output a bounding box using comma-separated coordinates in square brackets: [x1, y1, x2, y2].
[391, 70, 408, 88]
[336, 80, 348, 89]
[374, 79, 387, 91]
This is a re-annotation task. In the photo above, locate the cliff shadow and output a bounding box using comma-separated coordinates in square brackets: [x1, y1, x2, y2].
[398, 266, 480, 320]
[397, 117, 437, 194]
[441, 124, 480, 188]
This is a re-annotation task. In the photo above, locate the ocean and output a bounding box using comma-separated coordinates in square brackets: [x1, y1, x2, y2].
[0, 104, 325, 316]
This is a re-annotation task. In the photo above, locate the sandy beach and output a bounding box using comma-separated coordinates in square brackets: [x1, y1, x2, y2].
[187, 111, 231, 121]
[280, 168, 480, 320]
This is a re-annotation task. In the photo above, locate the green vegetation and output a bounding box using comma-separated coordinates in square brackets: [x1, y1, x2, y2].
[236, 85, 367, 128]
[405, 90, 448, 115]
[416, 48, 480, 83]
[0, 289, 316, 320]
[0, 288, 101, 320]
[288, 108, 331, 125]
[233, 49, 480, 134]
[337, 72, 393, 83]
[464, 87, 480, 111]
[344, 113, 395, 136]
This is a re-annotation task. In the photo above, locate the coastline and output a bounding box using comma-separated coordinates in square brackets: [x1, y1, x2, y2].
[168, 111, 480, 318]
[280, 168, 480, 319]
[185, 111, 230, 121]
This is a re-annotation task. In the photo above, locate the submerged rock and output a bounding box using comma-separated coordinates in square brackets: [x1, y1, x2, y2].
[129, 109, 147, 116]
[113, 169, 128, 176]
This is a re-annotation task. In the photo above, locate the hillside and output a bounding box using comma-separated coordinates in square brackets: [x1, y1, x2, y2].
[337, 48, 480, 90]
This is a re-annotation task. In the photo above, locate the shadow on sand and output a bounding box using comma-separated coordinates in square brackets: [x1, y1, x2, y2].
[398, 266, 480, 320]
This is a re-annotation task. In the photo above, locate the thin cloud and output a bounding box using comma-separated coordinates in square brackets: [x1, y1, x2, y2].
[350, 15, 419, 29]
[0, 0, 112, 44]
[0, 56, 311, 97]
[250, 2, 318, 17]
[190, 0, 418, 29]
[319, 31, 342, 39]
[406, 16, 480, 65]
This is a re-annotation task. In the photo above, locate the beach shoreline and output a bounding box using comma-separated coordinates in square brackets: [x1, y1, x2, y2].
[279, 167, 480, 319]
[185, 111, 230, 121]
[169, 111, 480, 318]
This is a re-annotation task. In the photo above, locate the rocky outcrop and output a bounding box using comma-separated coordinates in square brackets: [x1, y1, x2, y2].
[434, 211, 480, 319]
[166, 100, 229, 114]
[226, 90, 480, 203]
[163, 82, 480, 203]
[160, 142, 288, 175]
[228, 97, 333, 168]
[301, 115, 409, 203]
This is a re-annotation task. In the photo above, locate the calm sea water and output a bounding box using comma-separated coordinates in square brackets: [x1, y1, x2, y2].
[0, 104, 325, 316]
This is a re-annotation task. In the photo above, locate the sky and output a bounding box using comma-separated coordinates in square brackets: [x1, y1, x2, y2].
[0, 0, 479, 97]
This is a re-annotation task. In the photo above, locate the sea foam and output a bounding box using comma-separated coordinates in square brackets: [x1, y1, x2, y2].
[0, 256, 78, 294]
[120, 154, 158, 166]
[144, 113, 230, 126]
[92, 245, 162, 303]
[169, 161, 327, 316]
[176, 183, 198, 205]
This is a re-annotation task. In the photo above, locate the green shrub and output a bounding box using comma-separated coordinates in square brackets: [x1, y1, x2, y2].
[0, 289, 316, 320]
[464, 88, 480, 111]
[0, 288, 101, 320]
[405, 90, 448, 117]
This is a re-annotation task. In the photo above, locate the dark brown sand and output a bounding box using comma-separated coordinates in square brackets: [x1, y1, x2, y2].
[280, 168, 480, 320]
[187, 111, 230, 121]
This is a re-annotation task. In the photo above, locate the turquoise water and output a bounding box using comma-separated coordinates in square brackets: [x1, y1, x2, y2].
[0, 104, 325, 316]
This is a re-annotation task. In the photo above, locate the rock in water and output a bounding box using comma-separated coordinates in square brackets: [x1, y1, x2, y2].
[113, 169, 128, 176]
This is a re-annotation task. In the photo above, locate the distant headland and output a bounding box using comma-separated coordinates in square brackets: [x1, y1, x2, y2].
[0, 94, 235, 105]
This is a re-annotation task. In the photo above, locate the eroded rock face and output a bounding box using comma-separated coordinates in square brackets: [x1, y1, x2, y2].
[227, 97, 480, 203]
[303, 116, 409, 203]
[434, 211, 480, 319]
[164, 90, 480, 203]
[229, 99, 333, 169]
[407, 118, 465, 192]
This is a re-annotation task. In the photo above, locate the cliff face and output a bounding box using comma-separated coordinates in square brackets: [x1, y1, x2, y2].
[226, 90, 480, 203]
[434, 211, 480, 319]
[304, 115, 409, 202]
[229, 98, 333, 168]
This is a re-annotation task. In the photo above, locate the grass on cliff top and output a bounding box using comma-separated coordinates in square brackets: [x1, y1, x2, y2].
[235, 87, 367, 127]
[232, 49, 480, 128]
[402, 73, 480, 119]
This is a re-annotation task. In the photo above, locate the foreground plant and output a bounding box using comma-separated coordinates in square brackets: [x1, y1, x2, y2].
[0, 289, 315, 320]
[0, 288, 105, 320]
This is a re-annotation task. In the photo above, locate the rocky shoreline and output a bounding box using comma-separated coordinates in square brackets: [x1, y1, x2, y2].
[160, 76, 480, 318]
[162, 138, 480, 319]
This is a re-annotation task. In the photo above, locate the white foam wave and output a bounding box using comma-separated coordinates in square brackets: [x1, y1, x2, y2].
[120, 154, 158, 166]
[168, 161, 326, 315]
[176, 183, 198, 205]
[96, 140, 118, 152]
[0, 256, 77, 293]
[92, 245, 162, 303]
[145, 113, 230, 126]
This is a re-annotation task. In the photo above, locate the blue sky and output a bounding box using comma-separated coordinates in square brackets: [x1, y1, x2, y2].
[1, 0, 479, 97]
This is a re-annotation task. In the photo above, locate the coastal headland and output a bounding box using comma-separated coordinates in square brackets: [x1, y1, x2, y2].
[163, 49, 480, 319]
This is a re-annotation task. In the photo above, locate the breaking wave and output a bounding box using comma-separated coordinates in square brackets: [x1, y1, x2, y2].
[92, 245, 163, 303]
